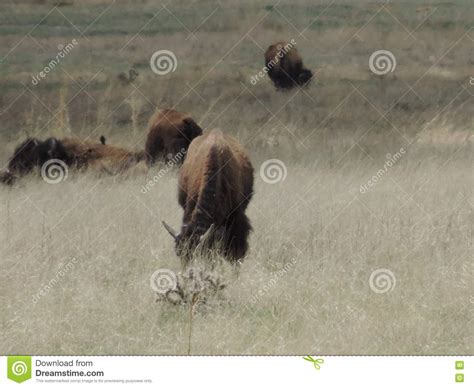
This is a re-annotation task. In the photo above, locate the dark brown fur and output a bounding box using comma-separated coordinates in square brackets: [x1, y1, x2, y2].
[264, 41, 313, 89]
[6, 137, 73, 177]
[173, 130, 254, 264]
[144, 109, 203, 166]
[1, 136, 144, 184]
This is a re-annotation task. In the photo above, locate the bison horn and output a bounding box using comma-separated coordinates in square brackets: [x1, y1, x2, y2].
[162, 220, 178, 240]
[198, 224, 215, 244]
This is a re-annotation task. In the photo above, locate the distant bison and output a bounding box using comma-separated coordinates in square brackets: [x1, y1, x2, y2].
[162, 130, 254, 265]
[264, 41, 313, 89]
[1, 136, 144, 184]
[145, 109, 203, 166]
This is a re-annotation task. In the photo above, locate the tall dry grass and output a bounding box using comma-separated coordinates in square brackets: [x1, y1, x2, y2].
[0, 0, 472, 355]
[0, 136, 472, 355]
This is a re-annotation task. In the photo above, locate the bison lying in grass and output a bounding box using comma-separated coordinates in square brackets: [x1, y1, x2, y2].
[162, 129, 254, 265]
[1, 136, 144, 185]
[60, 137, 145, 173]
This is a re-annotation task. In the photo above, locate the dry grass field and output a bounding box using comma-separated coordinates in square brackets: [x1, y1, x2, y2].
[0, 0, 473, 355]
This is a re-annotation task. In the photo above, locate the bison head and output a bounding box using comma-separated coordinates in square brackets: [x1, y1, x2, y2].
[7, 137, 72, 177]
[37, 137, 72, 166]
[165, 118, 203, 163]
[162, 221, 219, 262]
[145, 113, 203, 166]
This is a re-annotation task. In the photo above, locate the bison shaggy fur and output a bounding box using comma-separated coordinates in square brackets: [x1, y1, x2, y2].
[264, 41, 313, 89]
[164, 130, 254, 265]
[144, 109, 203, 166]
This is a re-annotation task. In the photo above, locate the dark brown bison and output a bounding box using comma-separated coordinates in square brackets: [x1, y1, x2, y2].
[264, 41, 313, 89]
[162, 130, 254, 265]
[144, 109, 203, 166]
[5, 137, 72, 177]
[1, 136, 144, 184]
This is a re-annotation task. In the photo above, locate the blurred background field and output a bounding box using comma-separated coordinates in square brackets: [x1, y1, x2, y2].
[0, 0, 472, 155]
[0, 0, 472, 355]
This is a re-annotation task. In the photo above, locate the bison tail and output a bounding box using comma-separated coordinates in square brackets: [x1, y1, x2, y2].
[194, 146, 220, 236]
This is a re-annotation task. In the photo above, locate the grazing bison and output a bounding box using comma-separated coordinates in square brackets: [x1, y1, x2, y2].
[264, 41, 313, 89]
[1, 136, 144, 184]
[145, 109, 203, 166]
[162, 130, 254, 265]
